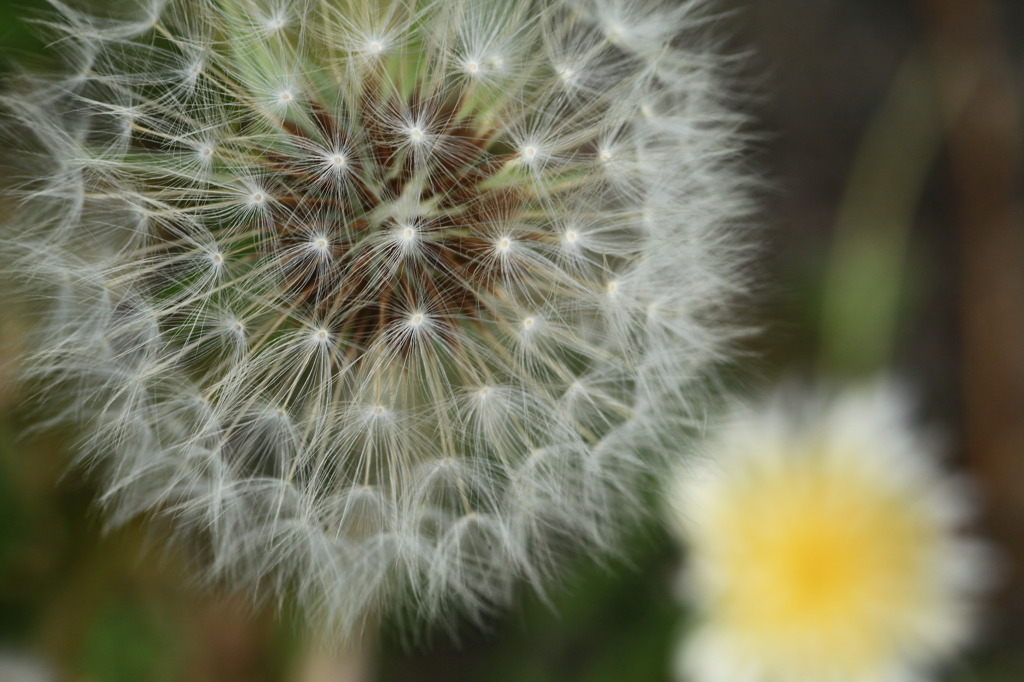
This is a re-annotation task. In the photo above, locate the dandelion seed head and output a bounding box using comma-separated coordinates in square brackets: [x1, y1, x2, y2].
[3, 0, 755, 640]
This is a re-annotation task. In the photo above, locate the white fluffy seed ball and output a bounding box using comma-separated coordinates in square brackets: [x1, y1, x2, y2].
[2, 0, 753, 638]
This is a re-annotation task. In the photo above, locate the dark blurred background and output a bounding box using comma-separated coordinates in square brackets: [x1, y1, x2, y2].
[1, 0, 1021, 680]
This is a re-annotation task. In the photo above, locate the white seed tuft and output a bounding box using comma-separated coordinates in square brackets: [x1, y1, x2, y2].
[265, 14, 287, 34]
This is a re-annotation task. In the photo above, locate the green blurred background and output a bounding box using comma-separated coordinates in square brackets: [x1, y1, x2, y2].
[1, 0, 1022, 680]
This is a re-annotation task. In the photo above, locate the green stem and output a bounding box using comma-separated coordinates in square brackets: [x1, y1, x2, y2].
[818, 48, 945, 376]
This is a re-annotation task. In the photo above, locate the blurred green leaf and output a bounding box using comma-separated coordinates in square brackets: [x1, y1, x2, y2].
[80, 599, 183, 682]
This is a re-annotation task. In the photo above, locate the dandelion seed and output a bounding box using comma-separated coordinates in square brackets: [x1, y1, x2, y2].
[265, 14, 287, 34]
[395, 223, 419, 244]
[307, 235, 331, 258]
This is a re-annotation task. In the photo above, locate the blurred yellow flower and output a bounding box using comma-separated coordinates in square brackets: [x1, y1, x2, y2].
[668, 383, 988, 682]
